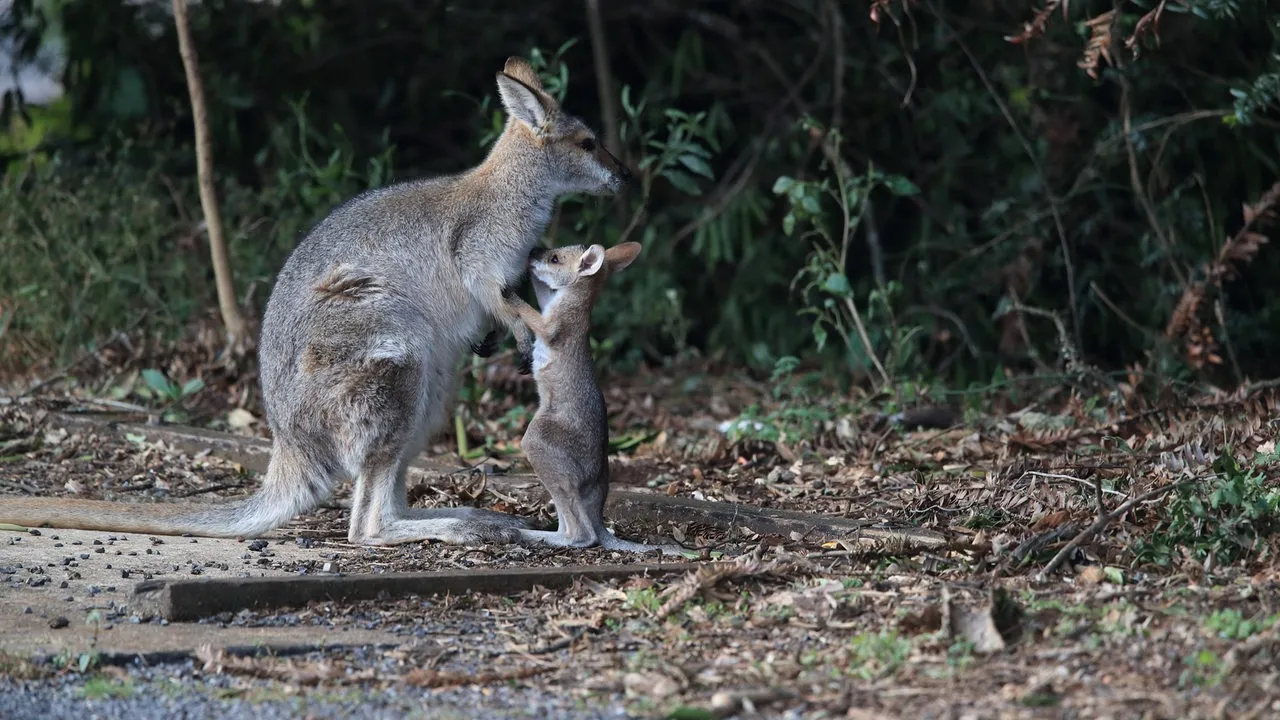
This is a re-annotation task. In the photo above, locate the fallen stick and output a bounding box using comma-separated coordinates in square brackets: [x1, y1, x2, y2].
[1037, 480, 1197, 580]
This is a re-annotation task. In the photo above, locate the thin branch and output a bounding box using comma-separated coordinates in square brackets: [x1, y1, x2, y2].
[1038, 479, 1197, 579]
[926, 0, 1080, 352]
[1119, 73, 1189, 288]
[1089, 281, 1159, 341]
[585, 0, 622, 167]
[172, 0, 250, 357]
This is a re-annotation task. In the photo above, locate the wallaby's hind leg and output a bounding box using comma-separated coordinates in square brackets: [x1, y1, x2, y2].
[319, 353, 526, 547]
[347, 459, 527, 546]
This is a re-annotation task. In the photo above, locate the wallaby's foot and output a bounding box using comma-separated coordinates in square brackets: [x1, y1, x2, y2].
[517, 528, 595, 549]
[352, 515, 527, 546]
[517, 527, 686, 556]
[471, 330, 500, 358]
[348, 507, 527, 545]
[403, 506, 529, 528]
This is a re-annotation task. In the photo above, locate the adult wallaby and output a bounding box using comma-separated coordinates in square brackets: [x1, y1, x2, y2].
[0, 57, 632, 546]
[512, 242, 682, 555]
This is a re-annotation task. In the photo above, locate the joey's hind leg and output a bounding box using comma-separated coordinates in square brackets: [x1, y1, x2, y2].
[521, 432, 685, 554]
[521, 436, 601, 547]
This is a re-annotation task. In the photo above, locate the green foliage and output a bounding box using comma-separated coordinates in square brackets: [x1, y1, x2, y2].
[0, 104, 390, 370]
[1135, 449, 1280, 567]
[1229, 64, 1280, 126]
[723, 356, 846, 444]
[77, 676, 134, 700]
[774, 122, 925, 382]
[1, 0, 1278, 387]
[132, 369, 204, 423]
[846, 630, 912, 680]
[1203, 608, 1277, 640]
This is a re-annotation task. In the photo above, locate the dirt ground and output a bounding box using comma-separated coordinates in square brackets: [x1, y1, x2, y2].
[2, 379, 1280, 718]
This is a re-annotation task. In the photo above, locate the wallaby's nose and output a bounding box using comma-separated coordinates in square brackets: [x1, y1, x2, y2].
[618, 164, 633, 183]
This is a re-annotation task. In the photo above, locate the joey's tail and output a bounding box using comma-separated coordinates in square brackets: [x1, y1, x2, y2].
[0, 446, 329, 538]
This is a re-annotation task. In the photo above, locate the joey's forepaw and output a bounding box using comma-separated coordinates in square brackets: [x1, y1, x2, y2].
[471, 330, 500, 358]
[517, 350, 533, 375]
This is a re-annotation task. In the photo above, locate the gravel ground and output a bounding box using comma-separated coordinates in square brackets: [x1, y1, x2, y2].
[0, 655, 635, 720]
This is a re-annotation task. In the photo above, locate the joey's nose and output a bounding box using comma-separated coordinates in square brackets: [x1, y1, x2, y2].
[529, 246, 548, 262]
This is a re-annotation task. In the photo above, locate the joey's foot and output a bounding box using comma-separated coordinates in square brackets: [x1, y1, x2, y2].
[598, 529, 687, 556]
[471, 330, 500, 358]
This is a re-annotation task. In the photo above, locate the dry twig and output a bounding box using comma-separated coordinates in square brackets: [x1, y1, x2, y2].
[1038, 479, 1198, 579]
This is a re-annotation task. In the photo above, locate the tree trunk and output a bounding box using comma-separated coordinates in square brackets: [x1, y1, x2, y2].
[172, 0, 251, 357]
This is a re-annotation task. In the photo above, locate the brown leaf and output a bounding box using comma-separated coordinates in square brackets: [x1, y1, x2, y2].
[1078, 11, 1117, 79]
[898, 605, 943, 635]
[1031, 509, 1071, 531]
[944, 587, 1022, 654]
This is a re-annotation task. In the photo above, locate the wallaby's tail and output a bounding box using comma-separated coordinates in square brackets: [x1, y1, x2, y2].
[0, 445, 329, 538]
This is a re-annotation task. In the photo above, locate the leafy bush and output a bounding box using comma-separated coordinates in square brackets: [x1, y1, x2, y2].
[1, 0, 1278, 386]
[1135, 449, 1280, 567]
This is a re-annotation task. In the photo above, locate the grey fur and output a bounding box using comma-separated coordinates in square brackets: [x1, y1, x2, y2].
[249, 57, 632, 546]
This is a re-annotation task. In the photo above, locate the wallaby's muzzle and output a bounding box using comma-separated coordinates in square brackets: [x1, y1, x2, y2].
[606, 148, 632, 184]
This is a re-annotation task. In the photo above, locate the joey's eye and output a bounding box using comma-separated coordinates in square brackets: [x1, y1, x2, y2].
[579, 138, 596, 151]
[549, 254, 560, 264]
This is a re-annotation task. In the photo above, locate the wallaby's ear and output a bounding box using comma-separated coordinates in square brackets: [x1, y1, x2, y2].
[577, 245, 606, 276]
[496, 72, 552, 134]
[604, 242, 642, 273]
[502, 56, 545, 92]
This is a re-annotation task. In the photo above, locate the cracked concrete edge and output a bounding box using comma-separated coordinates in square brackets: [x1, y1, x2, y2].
[134, 562, 702, 622]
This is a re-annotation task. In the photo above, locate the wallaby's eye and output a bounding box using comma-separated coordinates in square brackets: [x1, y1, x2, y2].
[579, 138, 596, 152]
[549, 254, 560, 264]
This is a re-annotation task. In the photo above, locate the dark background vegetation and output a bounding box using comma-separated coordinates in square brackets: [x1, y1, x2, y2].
[1, 0, 1278, 396]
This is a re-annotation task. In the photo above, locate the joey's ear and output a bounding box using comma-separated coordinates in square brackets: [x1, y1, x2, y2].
[502, 56, 545, 92]
[577, 245, 606, 276]
[496, 73, 552, 134]
[603, 242, 642, 273]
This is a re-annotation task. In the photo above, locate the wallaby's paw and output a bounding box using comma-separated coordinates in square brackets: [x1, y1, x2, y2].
[470, 330, 500, 358]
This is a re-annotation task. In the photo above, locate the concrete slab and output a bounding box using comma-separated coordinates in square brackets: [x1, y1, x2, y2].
[0, 526, 391, 658]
